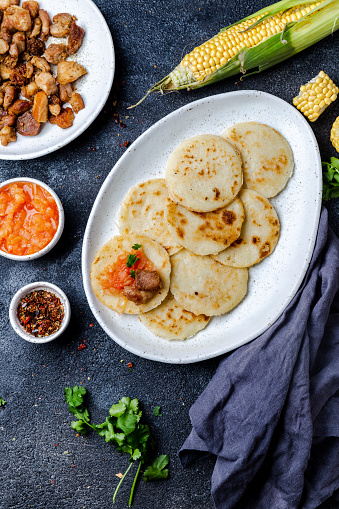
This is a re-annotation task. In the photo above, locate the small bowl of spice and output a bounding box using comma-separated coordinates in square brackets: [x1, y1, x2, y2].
[9, 282, 71, 343]
[0, 177, 64, 261]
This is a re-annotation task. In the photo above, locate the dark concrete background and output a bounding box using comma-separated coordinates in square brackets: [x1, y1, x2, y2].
[0, 1, 339, 508]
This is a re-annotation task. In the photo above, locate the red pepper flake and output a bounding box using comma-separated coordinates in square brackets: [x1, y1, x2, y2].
[89, 323, 93, 327]
[114, 116, 119, 124]
[17, 290, 64, 338]
[119, 143, 122, 148]
[120, 122, 126, 128]
[127, 362, 133, 368]
[78, 343, 87, 351]
[55, 444, 59, 447]
[89, 147, 96, 152]
[51, 480, 54, 484]
[123, 141, 130, 147]
[71, 465, 76, 468]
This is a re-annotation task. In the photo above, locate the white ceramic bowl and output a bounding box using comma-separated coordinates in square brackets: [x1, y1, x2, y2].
[9, 282, 71, 343]
[0, 177, 64, 261]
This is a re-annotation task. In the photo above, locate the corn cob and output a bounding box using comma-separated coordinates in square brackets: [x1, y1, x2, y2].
[131, 0, 339, 107]
[293, 71, 339, 121]
[331, 117, 339, 153]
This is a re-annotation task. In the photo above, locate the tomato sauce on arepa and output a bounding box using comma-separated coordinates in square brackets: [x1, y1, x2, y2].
[98, 249, 155, 294]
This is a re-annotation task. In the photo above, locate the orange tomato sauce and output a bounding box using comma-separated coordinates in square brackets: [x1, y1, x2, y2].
[0, 182, 59, 256]
[98, 250, 155, 295]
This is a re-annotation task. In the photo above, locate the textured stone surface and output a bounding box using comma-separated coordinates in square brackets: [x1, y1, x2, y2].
[0, 1, 338, 508]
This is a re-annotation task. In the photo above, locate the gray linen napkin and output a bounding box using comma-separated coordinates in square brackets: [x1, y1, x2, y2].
[179, 207, 339, 509]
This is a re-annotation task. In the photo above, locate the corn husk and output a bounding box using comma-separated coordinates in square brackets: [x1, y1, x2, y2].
[131, 0, 339, 107]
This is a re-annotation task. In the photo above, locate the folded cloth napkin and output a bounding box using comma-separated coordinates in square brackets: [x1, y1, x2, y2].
[179, 207, 339, 509]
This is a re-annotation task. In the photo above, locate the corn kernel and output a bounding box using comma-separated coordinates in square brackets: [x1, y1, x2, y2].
[293, 71, 339, 121]
[330, 116, 339, 153]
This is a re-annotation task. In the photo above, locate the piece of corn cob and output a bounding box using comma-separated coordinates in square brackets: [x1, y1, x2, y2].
[293, 71, 339, 121]
[131, 0, 339, 107]
[331, 117, 339, 153]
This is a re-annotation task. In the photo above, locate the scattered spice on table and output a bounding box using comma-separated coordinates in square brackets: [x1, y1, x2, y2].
[127, 362, 133, 368]
[78, 343, 87, 351]
[17, 290, 64, 338]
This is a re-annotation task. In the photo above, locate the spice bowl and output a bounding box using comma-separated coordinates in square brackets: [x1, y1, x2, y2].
[0, 177, 64, 261]
[9, 282, 71, 344]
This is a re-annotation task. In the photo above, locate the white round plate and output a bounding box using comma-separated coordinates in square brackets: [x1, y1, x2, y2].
[82, 91, 322, 364]
[0, 0, 114, 160]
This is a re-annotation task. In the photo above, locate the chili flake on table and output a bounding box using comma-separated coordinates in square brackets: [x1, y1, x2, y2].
[17, 290, 64, 337]
[0, 182, 59, 256]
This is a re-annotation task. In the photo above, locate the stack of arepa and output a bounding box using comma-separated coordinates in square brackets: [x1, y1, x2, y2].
[91, 122, 294, 341]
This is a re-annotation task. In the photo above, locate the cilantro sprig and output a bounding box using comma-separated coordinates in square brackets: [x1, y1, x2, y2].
[153, 406, 162, 417]
[64, 387, 168, 506]
[126, 254, 139, 268]
[322, 157, 339, 201]
[0, 396, 6, 407]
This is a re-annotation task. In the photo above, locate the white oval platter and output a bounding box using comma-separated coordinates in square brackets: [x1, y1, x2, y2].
[82, 91, 322, 364]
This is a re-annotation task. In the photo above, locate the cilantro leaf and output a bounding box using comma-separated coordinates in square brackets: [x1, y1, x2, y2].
[143, 455, 169, 481]
[126, 254, 139, 268]
[130, 270, 136, 278]
[0, 397, 6, 407]
[132, 243, 142, 250]
[64, 386, 91, 424]
[322, 158, 339, 201]
[153, 406, 162, 417]
[71, 419, 88, 434]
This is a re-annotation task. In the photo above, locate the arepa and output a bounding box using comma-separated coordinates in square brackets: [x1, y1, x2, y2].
[170, 249, 248, 316]
[118, 179, 182, 256]
[139, 292, 210, 340]
[213, 189, 280, 268]
[90, 235, 171, 315]
[222, 122, 293, 198]
[165, 134, 243, 212]
[165, 196, 244, 255]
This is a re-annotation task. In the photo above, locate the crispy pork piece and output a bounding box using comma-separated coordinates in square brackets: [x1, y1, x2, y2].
[8, 98, 31, 115]
[48, 106, 74, 128]
[27, 37, 44, 55]
[135, 269, 161, 291]
[29, 15, 40, 37]
[0, 113, 15, 126]
[0, 38, 8, 53]
[50, 13, 73, 38]
[123, 286, 157, 305]
[48, 93, 60, 115]
[9, 30, 25, 57]
[24, 60, 34, 78]
[44, 43, 67, 64]
[3, 83, 16, 108]
[21, 80, 38, 98]
[58, 82, 72, 102]
[31, 55, 49, 72]
[56, 60, 86, 84]
[48, 102, 60, 116]
[5, 5, 32, 31]
[38, 8, 50, 42]
[22, 1, 39, 18]
[69, 91, 84, 113]
[35, 71, 58, 95]
[0, 91, 4, 106]
[0, 124, 16, 145]
[0, 0, 19, 10]
[67, 21, 84, 55]
[16, 111, 39, 135]
[1, 12, 15, 41]
[32, 90, 47, 122]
